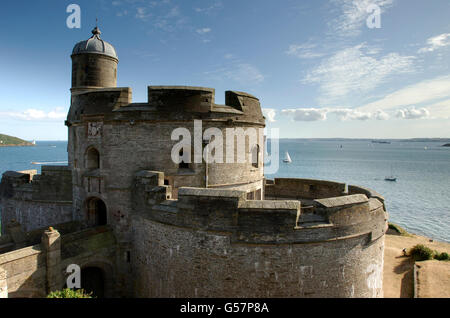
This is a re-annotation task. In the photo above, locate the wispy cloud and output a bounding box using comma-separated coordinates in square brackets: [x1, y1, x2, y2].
[205, 62, 265, 86]
[135, 7, 151, 20]
[358, 75, 450, 112]
[225, 64, 264, 85]
[0, 108, 67, 121]
[418, 33, 450, 53]
[329, 0, 394, 37]
[286, 44, 325, 59]
[195, 1, 223, 14]
[130, 2, 188, 32]
[196, 28, 211, 34]
[281, 107, 394, 121]
[303, 44, 415, 105]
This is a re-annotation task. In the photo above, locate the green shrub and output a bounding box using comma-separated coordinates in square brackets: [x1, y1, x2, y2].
[47, 288, 93, 298]
[434, 252, 450, 261]
[409, 244, 434, 261]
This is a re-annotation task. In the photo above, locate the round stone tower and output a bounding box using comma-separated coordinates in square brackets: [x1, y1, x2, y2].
[71, 27, 118, 93]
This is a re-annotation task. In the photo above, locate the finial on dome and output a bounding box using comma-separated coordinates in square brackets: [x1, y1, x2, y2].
[92, 26, 101, 37]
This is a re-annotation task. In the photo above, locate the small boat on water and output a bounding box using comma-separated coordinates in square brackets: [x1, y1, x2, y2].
[283, 151, 292, 163]
[385, 165, 397, 181]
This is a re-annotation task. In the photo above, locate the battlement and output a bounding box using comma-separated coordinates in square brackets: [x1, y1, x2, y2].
[133, 170, 387, 245]
[0, 167, 73, 234]
[67, 85, 265, 124]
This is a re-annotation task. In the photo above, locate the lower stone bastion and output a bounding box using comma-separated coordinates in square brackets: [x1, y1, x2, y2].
[131, 171, 388, 298]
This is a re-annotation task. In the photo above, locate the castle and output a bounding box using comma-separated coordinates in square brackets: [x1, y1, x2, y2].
[0, 27, 388, 298]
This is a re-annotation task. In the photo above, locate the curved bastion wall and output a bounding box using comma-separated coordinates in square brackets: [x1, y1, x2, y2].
[130, 171, 388, 298]
[66, 86, 265, 237]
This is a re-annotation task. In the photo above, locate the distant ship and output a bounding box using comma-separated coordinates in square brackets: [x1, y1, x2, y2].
[31, 140, 36, 145]
[372, 140, 391, 144]
[283, 151, 292, 163]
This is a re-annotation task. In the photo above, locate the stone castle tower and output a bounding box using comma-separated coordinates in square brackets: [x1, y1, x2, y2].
[0, 28, 388, 298]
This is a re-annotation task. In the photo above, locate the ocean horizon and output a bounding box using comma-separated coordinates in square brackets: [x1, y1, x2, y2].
[1, 139, 449, 243]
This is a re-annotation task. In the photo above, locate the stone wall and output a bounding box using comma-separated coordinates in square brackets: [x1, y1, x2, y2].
[0, 243, 47, 297]
[66, 87, 266, 242]
[71, 53, 118, 91]
[130, 171, 387, 298]
[0, 167, 73, 234]
[265, 178, 346, 200]
[0, 225, 117, 298]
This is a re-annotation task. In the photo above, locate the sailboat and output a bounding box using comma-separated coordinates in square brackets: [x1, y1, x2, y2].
[384, 165, 397, 182]
[283, 151, 292, 163]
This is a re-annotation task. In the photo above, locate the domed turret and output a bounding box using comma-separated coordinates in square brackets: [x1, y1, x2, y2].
[72, 27, 118, 59]
[71, 27, 118, 93]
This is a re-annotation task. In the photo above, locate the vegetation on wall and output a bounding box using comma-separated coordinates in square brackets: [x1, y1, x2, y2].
[47, 288, 93, 298]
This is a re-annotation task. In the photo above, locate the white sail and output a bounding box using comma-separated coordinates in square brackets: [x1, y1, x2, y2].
[284, 151, 292, 163]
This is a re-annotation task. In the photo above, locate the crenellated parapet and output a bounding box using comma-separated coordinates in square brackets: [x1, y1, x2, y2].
[0, 167, 73, 234]
[66, 85, 265, 126]
[132, 170, 387, 245]
[131, 170, 387, 297]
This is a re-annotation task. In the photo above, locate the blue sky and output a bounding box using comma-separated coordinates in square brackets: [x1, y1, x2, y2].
[0, 0, 449, 140]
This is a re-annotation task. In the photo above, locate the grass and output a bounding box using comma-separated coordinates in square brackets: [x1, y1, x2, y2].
[388, 223, 412, 237]
[0, 133, 32, 146]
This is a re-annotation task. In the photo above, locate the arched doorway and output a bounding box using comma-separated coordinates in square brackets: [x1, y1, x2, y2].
[86, 197, 107, 227]
[80, 267, 105, 298]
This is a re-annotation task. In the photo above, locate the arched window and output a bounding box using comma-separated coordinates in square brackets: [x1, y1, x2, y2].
[252, 144, 260, 168]
[86, 147, 100, 169]
[86, 197, 107, 227]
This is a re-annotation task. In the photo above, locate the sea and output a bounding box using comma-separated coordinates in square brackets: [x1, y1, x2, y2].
[0, 140, 449, 243]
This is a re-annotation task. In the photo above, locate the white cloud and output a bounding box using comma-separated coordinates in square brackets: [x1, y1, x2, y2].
[330, 108, 372, 121]
[418, 33, 450, 53]
[286, 44, 325, 59]
[281, 107, 391, 122]
[0, 108, 67, 121]
[196, 28, 211, 34]
[262, 108, 276, 122]
[281, 108, 328, 121]
[330, 0, 394, 37]
[303, 44, 415, 105]
[359, 75, 450, 112]
[396, 107, 430, 119]
[373, 109, 390, 120]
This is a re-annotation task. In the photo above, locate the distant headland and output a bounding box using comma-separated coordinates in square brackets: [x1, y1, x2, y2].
[0, 134, 34, 147]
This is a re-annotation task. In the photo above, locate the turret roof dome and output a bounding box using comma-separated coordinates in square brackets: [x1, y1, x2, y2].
[72, 27, 118, 60]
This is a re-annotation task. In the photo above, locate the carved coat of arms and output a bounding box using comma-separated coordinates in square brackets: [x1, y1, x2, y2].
[88, 122, 102, 138]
